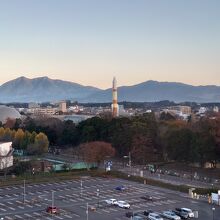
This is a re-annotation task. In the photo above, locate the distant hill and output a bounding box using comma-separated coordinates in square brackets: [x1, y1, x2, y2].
[0, 77, 220, 103]
[0, 76, 100, 103]
[85, 80, 220, 103]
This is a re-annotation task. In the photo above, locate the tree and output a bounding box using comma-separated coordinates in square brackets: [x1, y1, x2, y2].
[4, 118, 16, 128]
[60, 120, 78, 145]
[13, 129, 25, 149]
[3, 128, 13, 142]
[34, 132, 49, 154]
[20, 131, 31, 150]
[0, 127, 5, 141]
[165, 128, 193, 162]
[79, 141, 115, 166]
[160, 112, 176, 121]
[131, 134, 156, 164]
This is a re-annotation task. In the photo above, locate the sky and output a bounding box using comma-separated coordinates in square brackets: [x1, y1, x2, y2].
[0, 0, 219, 89]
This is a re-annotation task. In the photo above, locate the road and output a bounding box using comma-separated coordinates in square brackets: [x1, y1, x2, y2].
[0, 177, 219, 220]
[117, 165, 220, 189]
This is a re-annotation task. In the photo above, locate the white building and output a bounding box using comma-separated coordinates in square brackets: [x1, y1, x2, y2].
[198, 107, 207, 114]
[213, 106, 219, 113]
[0, 142, 13, 170]
[28, 103, 40, 109]
[27, 106, 57, 115]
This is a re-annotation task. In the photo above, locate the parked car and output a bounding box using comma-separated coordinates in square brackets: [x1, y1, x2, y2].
[46, 206, 58, 214]
[115, 201, 130, 209]
[162, 211, 181, 220]
[140, 195, 153, 201]
[115, 185, 126, 191]
[126, 211, 134, 218]
[89, 205, 96, 211]
[105, 199, 117, 205]
[173, 209, 189, 219]
[125, 212, 139, 218]
[176, 208, 194, 218]
[148, 213, 164, 220]
[133, 216, 144, 220]
[143, 210, 153, 216]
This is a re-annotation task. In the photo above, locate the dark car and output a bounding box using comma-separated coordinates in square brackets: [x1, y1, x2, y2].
[125, 212, 139, 218]
[140, 195, 153, 201]
[115, 185, 126, 191]
[46, 206, 58, 214]
[143, 210, 153, 216]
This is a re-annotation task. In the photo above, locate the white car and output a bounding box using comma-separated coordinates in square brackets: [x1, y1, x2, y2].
[163, 211, 181, 220]
[148, 213, 164, 220]
[180, 208, 194, 218]
[105, 199, 117, 205]
[115, 200, 130, 209]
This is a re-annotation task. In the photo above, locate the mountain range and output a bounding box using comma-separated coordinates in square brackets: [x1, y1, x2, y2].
[0, 76, 220, 103]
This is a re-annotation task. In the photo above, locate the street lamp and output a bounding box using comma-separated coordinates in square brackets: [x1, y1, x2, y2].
[212, 207, 215, 220]
[51, 191, 55, 219]
[124, 152, 132, 176]
[23, 179, 26, 204]
[97, 189, 100, 208]
[80, 179, 83, 197]
[86, 203, 89, 220]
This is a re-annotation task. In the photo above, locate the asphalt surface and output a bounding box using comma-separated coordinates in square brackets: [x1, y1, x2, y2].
[118, 166, 220, 189]
[0, 177, 219, 220]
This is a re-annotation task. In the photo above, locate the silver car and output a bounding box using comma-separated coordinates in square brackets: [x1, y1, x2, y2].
[163, 211, 181, 220]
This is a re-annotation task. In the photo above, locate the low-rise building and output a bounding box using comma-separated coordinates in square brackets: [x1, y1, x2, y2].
[0, 142, 13, 170]
[27, 106, 57, 115]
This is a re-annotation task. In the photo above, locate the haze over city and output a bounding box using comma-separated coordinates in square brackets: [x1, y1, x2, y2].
[0, 0, 220, 88]
[0, 1, 220, 220]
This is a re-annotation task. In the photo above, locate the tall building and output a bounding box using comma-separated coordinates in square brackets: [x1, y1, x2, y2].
[112, 77, 119, 117]
[59, 101, 67, 113]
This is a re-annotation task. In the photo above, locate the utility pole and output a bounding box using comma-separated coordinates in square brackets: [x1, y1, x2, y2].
[124, 152, 132, 176]
[129, 152, 132, 175]
[23, 179, 26, 204]
[97, 189, 100, 208]
[80, 179, 83, 197]
[52, 191, 54, 207]
[51, 191, 55, 219]
[86, 203, 89, 220]
[212, 207, 215, 220]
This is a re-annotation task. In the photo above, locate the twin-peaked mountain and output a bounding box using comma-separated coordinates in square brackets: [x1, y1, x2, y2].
[0, 76, 99, 103]
[0, 76, 220, 103]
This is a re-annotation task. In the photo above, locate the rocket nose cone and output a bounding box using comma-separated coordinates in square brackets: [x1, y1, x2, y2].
[113, 77, 117, 88]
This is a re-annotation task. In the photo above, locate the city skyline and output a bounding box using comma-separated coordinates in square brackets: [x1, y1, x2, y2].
[0, 0, 219, 88]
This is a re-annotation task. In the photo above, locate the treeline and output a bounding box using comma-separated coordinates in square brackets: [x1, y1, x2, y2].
[8, 113, 220, 166]
[0, 127, 49, 155]
[159, 119, 220, 166]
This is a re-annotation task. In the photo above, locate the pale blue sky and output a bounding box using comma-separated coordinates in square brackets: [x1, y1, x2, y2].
[0, 0, 219, 88]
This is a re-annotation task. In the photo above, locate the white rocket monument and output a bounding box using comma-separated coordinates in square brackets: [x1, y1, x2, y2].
[112, 77, 119, 117]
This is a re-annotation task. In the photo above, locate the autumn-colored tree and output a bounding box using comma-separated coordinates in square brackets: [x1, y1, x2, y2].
[3, 128, 13, 142]
[34, 132, 49, 154]
[131, 134, 156, 164]
[0, 127, 5, 140]
[79, 141, 115, 165]
[14, 129, 25, 149]
[4, 118, 16, 129]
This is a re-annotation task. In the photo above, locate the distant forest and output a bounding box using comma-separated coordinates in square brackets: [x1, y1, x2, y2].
[2, 112, 220, 166]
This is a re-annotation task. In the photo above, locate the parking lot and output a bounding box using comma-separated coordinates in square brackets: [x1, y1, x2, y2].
[0, 177, 219, 220]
